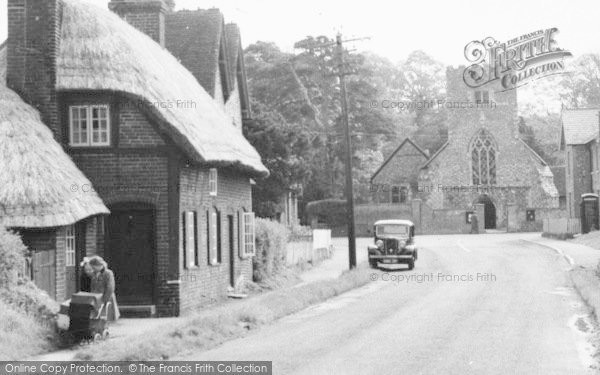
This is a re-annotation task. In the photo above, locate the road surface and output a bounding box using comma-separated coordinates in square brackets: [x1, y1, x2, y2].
[183, 233, 598, 374]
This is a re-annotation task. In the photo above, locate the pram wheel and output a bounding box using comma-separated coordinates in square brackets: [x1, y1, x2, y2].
[102, 329, 109, 340]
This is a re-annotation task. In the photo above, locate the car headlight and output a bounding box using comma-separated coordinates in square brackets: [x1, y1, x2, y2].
[376, 240, 384, 249]
[399, 240, 406, 248]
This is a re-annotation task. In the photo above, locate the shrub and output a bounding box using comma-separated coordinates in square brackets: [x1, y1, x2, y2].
[253, 218, 289, 283]
[0, 226, 28, 287]
[0, 281, 59, 326]
[0, 299, 56, 360]
[0, 227, 59, 359]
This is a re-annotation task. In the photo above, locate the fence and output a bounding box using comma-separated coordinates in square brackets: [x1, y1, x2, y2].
[543, 218, 581, 235]
[286, 229, 333, 266]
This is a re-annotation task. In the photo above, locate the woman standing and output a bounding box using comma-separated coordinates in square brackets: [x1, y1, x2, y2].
[89, 256, 120, 321]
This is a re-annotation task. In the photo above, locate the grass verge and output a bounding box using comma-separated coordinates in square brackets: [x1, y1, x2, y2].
[0, 299, 57, 360]
[75, 264, 373, 360]
[571, 266, 600, 320]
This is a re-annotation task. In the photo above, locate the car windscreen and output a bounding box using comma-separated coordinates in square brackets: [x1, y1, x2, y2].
[376, 225, 409, 236]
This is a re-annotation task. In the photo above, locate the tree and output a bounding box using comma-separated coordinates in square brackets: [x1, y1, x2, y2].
[560, 53, 600, 108]
[243, 100, 312, 218]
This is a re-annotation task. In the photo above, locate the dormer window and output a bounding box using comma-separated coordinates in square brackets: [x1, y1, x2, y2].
[69, 105, 110, 146]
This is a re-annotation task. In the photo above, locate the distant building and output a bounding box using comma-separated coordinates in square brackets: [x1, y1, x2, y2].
[364, 67, 561, 233]
[370, 138, 429, 204]
[559, 109, 600, 223]
[417, 67, 559, 230]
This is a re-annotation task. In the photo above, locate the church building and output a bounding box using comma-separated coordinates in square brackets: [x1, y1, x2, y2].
[417, 67, 559, 229]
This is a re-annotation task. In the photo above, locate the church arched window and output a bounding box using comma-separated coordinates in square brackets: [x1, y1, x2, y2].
[470, 130, 496, 185]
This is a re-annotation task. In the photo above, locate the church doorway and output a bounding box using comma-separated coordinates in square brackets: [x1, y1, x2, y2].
[476, 195, 496, 229]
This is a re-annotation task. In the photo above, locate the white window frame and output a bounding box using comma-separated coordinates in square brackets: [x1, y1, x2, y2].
[241, 212, 256, 257]
[209, 168, 218, 196]
[65, 225, 76, 267]
[69, 105, 110, 147]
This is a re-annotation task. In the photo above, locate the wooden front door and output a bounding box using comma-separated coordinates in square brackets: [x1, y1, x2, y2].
[107, 207, 155, 305]
[32, 250, 56, 299]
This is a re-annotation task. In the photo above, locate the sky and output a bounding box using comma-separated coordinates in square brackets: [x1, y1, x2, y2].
[1, 0, 600, 66]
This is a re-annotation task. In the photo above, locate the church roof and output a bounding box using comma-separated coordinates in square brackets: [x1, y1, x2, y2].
[371, 138, 429, 180]
[560, 109, 599, 148]
[420, 141, 449, 169]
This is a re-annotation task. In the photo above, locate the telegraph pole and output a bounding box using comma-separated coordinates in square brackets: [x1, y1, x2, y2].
[336, 33, 356, 269]
[303, 33, 368, 270]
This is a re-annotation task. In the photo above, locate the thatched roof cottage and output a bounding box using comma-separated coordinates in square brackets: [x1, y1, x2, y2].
[0, 73, 109, 300]
[1, 0, 267, 316]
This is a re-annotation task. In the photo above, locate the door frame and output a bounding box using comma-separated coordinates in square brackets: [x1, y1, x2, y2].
[105, 202, 158, 306]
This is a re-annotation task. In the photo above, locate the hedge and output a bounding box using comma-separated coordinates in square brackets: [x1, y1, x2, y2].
[253, 218, 289, 283]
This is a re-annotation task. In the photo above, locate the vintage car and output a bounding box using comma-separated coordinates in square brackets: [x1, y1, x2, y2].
[368, 219, 418, 270]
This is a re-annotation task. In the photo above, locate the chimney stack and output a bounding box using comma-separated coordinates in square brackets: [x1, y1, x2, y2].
[109, 0, 173, 48]
[7, 0, 62, 141]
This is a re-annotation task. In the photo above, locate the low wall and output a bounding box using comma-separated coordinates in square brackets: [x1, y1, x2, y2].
[543, 217, 581, 235]
[286, 229, 333, 266]
[507, 205, 568, 232]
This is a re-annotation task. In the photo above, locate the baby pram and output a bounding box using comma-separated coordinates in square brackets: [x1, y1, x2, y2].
[63, 292, 111, 344]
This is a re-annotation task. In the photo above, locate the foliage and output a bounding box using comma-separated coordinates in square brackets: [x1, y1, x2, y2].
[560, 54, 600, 108]
[0, 226, 28, 287]
[252, 218, 289, 283]
[0, 227, 59, 359]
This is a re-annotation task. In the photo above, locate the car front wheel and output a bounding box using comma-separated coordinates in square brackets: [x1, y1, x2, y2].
[408, 258, 415, 270]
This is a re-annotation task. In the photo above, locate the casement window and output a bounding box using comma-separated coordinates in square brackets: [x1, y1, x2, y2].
[209, 168, 218, 196]
[208, 208, 221, 265]
[474, 90, 490, 104]
[182, 211, 198, 268]
[69, 105, 110, 146]
[65, 225, 76, 267]
[241, 212, 256, 257]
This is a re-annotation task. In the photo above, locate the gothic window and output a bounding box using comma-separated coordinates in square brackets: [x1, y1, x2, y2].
[471, 130, 497, 185]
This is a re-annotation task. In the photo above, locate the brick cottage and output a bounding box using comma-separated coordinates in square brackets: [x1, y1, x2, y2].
[1, 0, 268, 317]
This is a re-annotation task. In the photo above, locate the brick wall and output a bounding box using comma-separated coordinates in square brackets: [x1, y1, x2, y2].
[7, 0, 62, 142]
[178, 167, 253, 314]
[566, 144, 592, 218]
[118, 103, 167, 147]
[109, 0, 167, 47]
[66, 92, 176, 315]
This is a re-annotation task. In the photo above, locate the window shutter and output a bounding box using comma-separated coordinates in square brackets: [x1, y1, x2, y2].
[186, 212, 196, 268]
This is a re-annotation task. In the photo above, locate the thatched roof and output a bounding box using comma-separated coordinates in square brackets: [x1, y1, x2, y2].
[0, 84, 109, 228]
[59, 0, 267, 177]
[165, 9, 230, 98]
